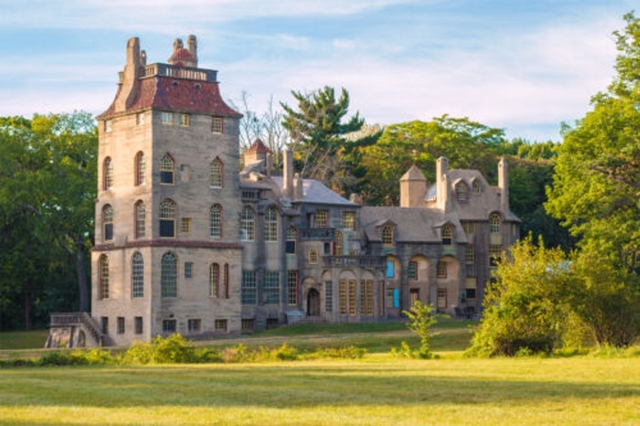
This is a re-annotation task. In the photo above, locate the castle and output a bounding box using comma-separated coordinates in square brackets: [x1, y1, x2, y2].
[47, 36, 519, 347]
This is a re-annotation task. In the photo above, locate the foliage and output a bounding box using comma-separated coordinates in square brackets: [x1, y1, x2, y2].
[0, 112, 97, 330]
[466, 237, 575, 357]
[281, 86, 380, 194]
[571, 248, 639, 347]
[399, 301, 440, 359]
[121, 334, 197, 364]
[358, 116, 507, 205]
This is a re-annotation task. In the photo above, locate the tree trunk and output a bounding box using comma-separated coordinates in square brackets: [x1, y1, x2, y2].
[24, 279, 32, 331]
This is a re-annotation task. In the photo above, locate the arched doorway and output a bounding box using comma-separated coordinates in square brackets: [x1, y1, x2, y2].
[307, 288, 320, 316]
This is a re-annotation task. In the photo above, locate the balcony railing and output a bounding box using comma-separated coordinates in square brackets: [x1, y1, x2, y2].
[300, 228, 335, 240]
[143, 63, 217, 82]
[323, 255, 386, 268]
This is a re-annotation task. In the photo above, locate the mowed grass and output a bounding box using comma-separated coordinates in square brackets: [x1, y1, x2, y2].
[1, 322, 640, 425]
[1, 356, 639, 425]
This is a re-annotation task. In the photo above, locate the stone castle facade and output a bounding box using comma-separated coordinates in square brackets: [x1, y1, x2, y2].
[47, 36, 519, 347]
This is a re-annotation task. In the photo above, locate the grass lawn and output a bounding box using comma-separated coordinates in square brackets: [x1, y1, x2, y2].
[1, 321, 639, 425]
[1, 356, 639, 425]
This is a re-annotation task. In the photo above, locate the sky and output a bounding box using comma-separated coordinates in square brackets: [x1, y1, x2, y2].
[0, 0, 635, 142]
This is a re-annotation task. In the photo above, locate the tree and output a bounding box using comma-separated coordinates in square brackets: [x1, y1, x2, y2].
[546, 12, 640, 270]
[466, 237, 574, 357]
[403, 301, 439, 359]
[0, 112, 96, 329]
[281, 86, 378, 193]
[358, 116, 507, 205]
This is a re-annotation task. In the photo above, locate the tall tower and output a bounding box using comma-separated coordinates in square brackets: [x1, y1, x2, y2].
[92, 36, 243, 345]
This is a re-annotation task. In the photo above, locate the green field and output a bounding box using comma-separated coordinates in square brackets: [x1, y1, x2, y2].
[1, 323, 639, 425]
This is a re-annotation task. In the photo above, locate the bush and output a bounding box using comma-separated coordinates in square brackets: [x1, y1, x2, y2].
[120, 334, 196, 365]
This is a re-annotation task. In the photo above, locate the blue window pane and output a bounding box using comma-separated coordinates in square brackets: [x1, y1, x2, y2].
[386, 261, 394, 278]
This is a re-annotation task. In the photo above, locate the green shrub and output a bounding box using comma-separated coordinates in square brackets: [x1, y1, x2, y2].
[275, 343, 298, 361]
[120, 334, 196, 365]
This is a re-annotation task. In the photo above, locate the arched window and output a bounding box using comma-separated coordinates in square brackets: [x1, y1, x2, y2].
[286, 227, 297, 254]
[335, 230, 343, 255]
[209, 263, 220, 298]
[490, 213, 501, 233]
[134, 201, 145, 238]
[103, 157, 113, 190]
[382, 225, 394, 246]
[160, 154, 175, 185]
[210, 204, 223, 238]
[223, 264, 229, 298]
[131, 252, 144, 298]
[99, 255, 109, 299]
[210, 158, 223, 188]
[442, 225, 453, 245]
[456, 182, 468, 201]
[309, 249, 318, 264]
[135, 152, 145, 186]
[160, 199, 176, 238]
[264, 206, 278, 242]
[161, 252, 177, 297]
[240, 206, 255, 241]
[103, 205, 113, 241]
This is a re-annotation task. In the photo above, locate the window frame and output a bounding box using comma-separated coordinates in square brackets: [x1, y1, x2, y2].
[240, 206, 255, 241]
[135, 200, 145, 238]
[135, 151, 145, 186]
[161, 252, 178, 298]
[210, 158, 224, 188]
[382, 225, 394, 246]
[264, 206, 278, 242]
[103, 157, 113, 190]
[159, 199, 176, 238]
[160, 154, 175, 185]
[131, 252, 144, 298]
[102, 204, 114, 241]
[210, 204, 223, 238]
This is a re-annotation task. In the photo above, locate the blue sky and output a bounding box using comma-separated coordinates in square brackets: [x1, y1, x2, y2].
[0, 0, 635, 141]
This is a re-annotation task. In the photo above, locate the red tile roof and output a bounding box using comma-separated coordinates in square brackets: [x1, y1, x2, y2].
[99, 74, 242, 118]
[247, 138, 271, 153]
[168, 48, 196, 64]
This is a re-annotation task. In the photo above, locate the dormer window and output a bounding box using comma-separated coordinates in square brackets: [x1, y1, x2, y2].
[382, 225, 394, 246]
[442, 225, 453, 246]
[455, 182, 468, 201]
[490, 213, 501, 233]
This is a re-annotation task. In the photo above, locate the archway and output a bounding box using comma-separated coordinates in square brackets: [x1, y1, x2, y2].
[307, 288, 320, 316]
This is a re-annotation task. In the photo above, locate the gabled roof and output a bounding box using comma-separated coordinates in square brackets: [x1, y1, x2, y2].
[270, 176, 356, 206]
[246, 138, 270, 154]
[400, 164, 426, 181]
[360, 206, 454, 243]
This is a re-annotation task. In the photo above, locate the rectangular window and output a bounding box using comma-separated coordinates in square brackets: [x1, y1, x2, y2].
[180, 113, 190, 127]
[287, 270, 299, 305]
[215, 319, 228, 332]
[134, 317, 143, 334]
[241, 271, 256, 305]
[466, 288, 477, 300]
[410, 288, 420, 307]
[162, 319, 177, 334]
[465, 245, 475, 264]
[462, 222, 475, 235]
[316, 210, 328, 228]
[241, 319, 254, 331]
[348, 280, 357, 316]
[325, 281, 333, 312]
[101, 317, 109, 334]
[437, 261, 447, 278]
[386, 289, 394, 309]
[136, 112, 145, 125]
[181, 218, 191, 234]
[117, 317, 125, 334]
[437, 288, 447, 309]
[105, 120, 112, 132]
[386, 260, 394, 278]
[264, 271, 280, 304]
[342, 211, 355, 230]
[408, 261, 418, 280]
[359, 280, 374, 316]
[160, 220, 175, 238]
[161, 112, 174, 125]
[339, 280, 348, 315]
[211, 116, 224, 133]
[188, 319, 201, 333]
[184, 262, 193, 279]
[489, 245, 503, 267]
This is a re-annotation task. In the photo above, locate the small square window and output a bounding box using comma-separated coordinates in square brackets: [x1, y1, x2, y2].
[162, 319, 177, 334]
[241, 319, 254, 331]
[161, 112, 174, 125]
[188, 319, 201, 333]
[215, 319, 228, 332]
[211, 116, 224, 133]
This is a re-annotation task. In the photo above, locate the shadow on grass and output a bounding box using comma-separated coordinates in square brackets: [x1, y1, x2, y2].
[2, 362, 639, 410]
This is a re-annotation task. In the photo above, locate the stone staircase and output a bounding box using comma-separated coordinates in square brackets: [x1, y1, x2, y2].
[46, 312, 110, 348]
